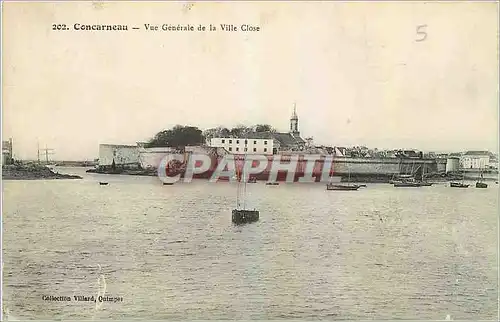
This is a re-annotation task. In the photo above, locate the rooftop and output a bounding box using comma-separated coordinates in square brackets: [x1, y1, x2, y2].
[463, 151, 491, 156]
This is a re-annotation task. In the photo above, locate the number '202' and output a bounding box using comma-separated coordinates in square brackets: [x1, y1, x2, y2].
[52, 24, 68, 30]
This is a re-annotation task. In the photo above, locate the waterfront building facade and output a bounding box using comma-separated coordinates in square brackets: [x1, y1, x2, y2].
[460, 151, 491, 169]
[208, 106, 306, 154]
[208, 137, 274, 155]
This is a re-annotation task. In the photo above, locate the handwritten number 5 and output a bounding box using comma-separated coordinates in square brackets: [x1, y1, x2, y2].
[416, 25, 427, 42]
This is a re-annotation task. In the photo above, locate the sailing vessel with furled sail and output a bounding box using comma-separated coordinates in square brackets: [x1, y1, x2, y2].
[232, 156, 259, 224]
[393, 161, 422, 187]
[418, 163, 433, 186]
[326, 154, 360, 191]
[450, 169, 469, 188]
[475, 169, 488, 188]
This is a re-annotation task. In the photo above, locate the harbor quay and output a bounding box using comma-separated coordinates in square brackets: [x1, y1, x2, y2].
[86, 144, 497, 183]
[85, 108, 498, 183]
[141, 150, 448, 183]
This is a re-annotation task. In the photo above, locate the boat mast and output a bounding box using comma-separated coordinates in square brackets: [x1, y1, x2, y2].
[243, 155, 247, 210]
[236, 158, 241, 208]
[346, 154, 350, 183]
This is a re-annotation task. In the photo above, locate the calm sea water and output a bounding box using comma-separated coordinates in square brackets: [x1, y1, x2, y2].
[2, 167, 498, 320]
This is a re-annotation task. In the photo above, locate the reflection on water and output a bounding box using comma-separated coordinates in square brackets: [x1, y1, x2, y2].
[2, 167, 498, 320]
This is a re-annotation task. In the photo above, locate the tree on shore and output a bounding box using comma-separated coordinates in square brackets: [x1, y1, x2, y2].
[203, 126, 230, 140]
[229, 125, 250, 137]
[146, 123, 278, 149]
[145, 125, 205, 149]
[204, 124, 277, 139]
[253, 124, 276, 133]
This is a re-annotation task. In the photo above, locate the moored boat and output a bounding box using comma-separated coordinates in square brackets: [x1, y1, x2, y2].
[450, 169, 468, 188]
[475, 170, 488, 188]
[450, 182, 469, 188]
[327, 154, 359, 191]
[476, 182, 487, 188]
[418, 164, 433, 186]
[232, 155, 259, 225]
[393, 181, 422, 187]
[232, 209, 259, 224]
[393, 176, 421, 187]
[326, 183, 360, 191]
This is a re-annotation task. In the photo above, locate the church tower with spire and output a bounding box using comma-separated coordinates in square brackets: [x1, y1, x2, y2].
[290, 103, 300, 137]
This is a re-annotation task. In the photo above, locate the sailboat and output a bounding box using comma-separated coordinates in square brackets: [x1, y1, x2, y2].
[326, 156, 360, 191]
[475, 169, 488, 188]
[450, 169, 469, 188]
[419, 163, 433, 186]
[232, 156, 259, 224]
[394, 161, 422, 187]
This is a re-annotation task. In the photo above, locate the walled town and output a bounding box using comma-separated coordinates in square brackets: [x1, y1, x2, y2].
[2, 108, 498, 182]
[84, 107, 498, 183]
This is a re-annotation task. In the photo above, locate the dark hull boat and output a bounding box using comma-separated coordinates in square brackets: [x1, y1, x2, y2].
[393, 182, 421, 187]
[163, 182, 174, 186]
[475, 171, 488, 188]
[99, 182, 108, 186]
[327, 155, 358, 191]
[326, 183, 360, 191]
[450, 182, 469, 188]
[476, 182, 488, 188]
[232, 209, 259, 224]
[266, 182, 279, 186]
[419, 164, 433, 186]
[232, 156, 259, 225]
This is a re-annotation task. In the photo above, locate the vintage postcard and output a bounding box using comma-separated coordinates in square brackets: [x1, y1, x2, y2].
[1, 1, 498, 320]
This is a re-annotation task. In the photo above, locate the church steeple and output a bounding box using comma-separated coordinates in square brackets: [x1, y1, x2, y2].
[290, 103, 299, 136]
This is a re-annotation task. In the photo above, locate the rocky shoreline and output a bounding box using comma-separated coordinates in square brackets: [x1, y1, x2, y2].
[2, 164, 82, 180]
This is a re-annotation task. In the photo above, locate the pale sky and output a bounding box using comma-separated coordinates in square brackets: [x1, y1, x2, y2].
[2, 2, 498, 160]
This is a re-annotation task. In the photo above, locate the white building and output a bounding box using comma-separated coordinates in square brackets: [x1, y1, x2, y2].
[460, 151, 491, 169]
[98, 144, 140, 167]
[207, 105, 308, 155]
[208, 137, 274, 155]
